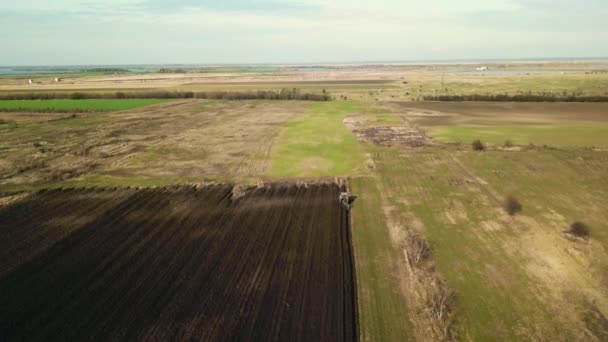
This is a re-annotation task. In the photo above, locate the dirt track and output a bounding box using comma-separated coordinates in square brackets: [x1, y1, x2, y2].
[0, 183, 357, 341]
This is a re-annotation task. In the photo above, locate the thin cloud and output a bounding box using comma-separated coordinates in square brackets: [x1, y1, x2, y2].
[0, 0, 606, 65]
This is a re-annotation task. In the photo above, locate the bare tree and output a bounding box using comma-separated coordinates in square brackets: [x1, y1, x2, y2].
[407, 235, 432, 265]
[428, 286, 455, 339]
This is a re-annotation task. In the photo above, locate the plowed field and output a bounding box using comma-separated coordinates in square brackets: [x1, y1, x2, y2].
[0, 183, 357, 341]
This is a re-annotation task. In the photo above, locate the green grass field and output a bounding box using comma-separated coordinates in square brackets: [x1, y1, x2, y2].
[350, 176, 415, 341]
[269, 101, 365, 178]
[429, 123, 608, 147]
[460, 150, 608, 245]
[367, 148, 572, 340]
[356, 98, 608, 339]
[0, 99, 169, 112]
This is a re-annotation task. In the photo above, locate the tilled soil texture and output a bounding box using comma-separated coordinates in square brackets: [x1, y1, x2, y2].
[0, 183, 357, 342]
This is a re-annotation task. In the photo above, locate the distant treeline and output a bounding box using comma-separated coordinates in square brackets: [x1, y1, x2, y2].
[0, 89, 331, 101]
[158, 68, 188, 73]
[81, 68, 129, 73]
[423, 94, 608, 102]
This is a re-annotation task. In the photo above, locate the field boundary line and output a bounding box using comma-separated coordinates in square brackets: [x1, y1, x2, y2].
[344, 180, 361, 342]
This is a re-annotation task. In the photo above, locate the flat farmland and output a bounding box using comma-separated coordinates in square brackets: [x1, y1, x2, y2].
[2, 61, 608, 341]
[389, 101, 608, 147]
[0, 183, 357, 341]
[0, 99, 169, 112]
[0, 100, 308, 191]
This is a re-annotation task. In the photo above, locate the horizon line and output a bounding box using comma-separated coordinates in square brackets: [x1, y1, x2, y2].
[2, 56, 608, 68]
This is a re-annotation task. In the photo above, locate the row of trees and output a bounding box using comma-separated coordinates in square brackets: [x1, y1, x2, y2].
[423, 94, 608, 102]
[81, 68, 129, 73]
[158, 68, 188, 73]
[0, 89, 331, 101]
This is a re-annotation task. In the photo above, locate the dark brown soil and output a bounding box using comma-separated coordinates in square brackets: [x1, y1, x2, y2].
[0, 183, 357, 341]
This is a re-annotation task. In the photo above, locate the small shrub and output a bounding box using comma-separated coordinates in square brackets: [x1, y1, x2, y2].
[472, 140, 485, 151]
[504, 139, 514, 148]
[504, 195, 522, 216]
[569, 222, 590, 238]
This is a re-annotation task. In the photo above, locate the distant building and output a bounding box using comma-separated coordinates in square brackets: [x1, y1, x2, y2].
[476, 66, 488, 71]
[28, 79, 33, 85]
[54, 77, 61, 82]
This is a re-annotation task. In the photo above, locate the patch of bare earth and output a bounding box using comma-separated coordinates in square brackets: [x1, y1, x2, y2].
[344, 115, 432, 148]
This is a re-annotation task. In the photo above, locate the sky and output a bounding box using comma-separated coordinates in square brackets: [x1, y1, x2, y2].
[1, 0, 607, 65]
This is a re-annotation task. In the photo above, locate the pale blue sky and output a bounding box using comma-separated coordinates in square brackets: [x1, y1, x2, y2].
[1, 0, 606, 65]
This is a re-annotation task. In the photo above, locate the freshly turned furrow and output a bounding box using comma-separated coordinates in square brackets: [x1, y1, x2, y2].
[0, 183, 357, 342]
[12, 188, 167, 341]
[0, 188, 136, 277]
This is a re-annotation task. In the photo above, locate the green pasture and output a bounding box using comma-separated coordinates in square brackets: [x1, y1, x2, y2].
[269, 101, 365, 178]
[0, 99, 169, 112]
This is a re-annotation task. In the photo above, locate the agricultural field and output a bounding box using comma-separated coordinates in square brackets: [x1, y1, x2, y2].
[342, 101, 608, 341]
[5, 61, 607, 103]
[1, 61, 608, 342]
[0, 183, 357, 341]
[349, 145, 608, 340]
[0, 99, 168, 112]
[270, 101, 365, 178]
[0, 100, 309, 191]
[389, 102, 608, 147]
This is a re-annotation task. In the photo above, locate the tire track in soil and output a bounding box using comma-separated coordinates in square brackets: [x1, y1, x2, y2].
[444, 152, 504, 208]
